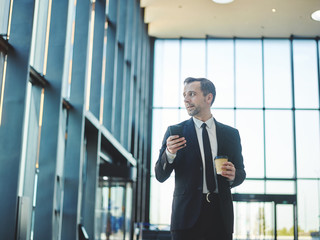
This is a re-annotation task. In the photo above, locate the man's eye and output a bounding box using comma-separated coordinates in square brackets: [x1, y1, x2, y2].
[190, 92, 195, 97]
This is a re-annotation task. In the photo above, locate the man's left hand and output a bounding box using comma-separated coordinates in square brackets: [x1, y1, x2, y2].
[221, 162, 236, 181]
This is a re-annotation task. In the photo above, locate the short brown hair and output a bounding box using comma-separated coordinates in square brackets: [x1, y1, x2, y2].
[184, 77, 216, 105]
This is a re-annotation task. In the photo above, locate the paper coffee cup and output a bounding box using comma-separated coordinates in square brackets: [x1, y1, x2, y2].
[215, 156, 228, 174]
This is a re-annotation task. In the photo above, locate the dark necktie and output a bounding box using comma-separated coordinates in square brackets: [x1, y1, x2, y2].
[201, 123, 216, 192]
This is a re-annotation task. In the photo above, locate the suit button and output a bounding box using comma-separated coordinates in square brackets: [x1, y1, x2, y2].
[197, 187, 202, 190]
[200, 167, 203, 171]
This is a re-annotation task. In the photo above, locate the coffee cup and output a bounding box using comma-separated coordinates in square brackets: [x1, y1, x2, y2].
[214, 156, 228, 174]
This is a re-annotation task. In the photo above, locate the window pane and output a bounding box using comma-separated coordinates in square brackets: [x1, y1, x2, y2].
[277, 205, 294, 238]
[233, 180, 265, 194]
[293, 40, 319, 108]
[236, 110, 264, 178]
[265, 110, 294, 178]
[207, 39, 234, 108]
[30, 0, 51, 74]
[150, 176, 173, 226]
[266, 181, 295, 194]
[296, 111, 320, 178]
[180, 40, 206, 107]
[151, 108, 181, 168]
[0, 52, 5, 108]
[0, 0, 11, 35]
[153, 40, 180, 108]
[235, 40, 263, 108]
[234, 202, 274, 239]
[264, 40, 292, 108]
[297, 180, 319, 237]
[212, 109, 234, 128]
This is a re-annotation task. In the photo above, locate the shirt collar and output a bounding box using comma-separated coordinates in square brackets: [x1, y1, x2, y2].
[193, 116, 215, 129]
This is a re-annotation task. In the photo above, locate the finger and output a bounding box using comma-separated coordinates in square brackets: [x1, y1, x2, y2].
[168, 140, 187, 151]
[168, 138, 186, 146]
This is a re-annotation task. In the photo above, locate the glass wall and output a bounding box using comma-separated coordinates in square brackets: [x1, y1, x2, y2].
[151, 38, 320, 239]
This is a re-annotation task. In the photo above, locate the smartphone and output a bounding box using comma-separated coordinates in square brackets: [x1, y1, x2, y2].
[169, 125, 183, 137]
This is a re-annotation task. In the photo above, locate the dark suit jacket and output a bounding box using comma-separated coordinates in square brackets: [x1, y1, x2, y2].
[155, 118, 246, 233]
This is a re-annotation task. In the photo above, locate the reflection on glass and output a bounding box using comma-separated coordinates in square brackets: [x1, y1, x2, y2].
[62, 0, 77, 98]
[234, 202, 274, 239]
[265, 110, 294, 178]
[296, 111, 320, 178]
[297, 180, 319, 237]
[236, 110, 264, 178]
[0, 0, 11, 36]
[96, 179, 130, 240]
[277, 204, 294, 238]
[30, 0, 52, 74]
[293, 40, 319, 108]
[0, 52, 6, 125]
[207, 39, 234, 108]
[153, 40, 180, 108]
[264, 40, 292, 108]
[235, 40, 263, 108]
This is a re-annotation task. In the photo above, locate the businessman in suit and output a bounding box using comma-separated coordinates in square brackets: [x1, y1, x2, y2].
[155, 77, 246, 240]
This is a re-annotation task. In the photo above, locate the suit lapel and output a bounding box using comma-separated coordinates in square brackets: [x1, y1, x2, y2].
[185, 118, 202, 161]
[215, 119, 226, 156]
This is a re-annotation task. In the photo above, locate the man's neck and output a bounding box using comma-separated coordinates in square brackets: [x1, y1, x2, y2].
[194, 113, 212, 122]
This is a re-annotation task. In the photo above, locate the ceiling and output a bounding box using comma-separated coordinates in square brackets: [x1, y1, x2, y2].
[140, 0, 320, 38]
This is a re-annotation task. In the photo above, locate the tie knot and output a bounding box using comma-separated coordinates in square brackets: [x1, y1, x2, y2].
[201, 123, 207, 129]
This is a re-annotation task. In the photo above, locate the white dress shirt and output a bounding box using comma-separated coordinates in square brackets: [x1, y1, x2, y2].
[166, 116, 219, 193]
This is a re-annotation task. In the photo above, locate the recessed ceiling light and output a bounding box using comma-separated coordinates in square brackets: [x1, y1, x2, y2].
[272, 8, 276, 13]
[311, 10, 320, 21]
[212, 0, 234, 4]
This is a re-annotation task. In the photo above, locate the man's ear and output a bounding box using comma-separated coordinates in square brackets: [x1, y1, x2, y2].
[206, 93, 213, 104]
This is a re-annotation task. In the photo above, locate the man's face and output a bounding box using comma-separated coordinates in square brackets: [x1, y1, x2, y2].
[183, 81, 211, 117]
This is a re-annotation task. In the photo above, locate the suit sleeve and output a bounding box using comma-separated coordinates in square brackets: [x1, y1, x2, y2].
[154, 128, 175, 183]
[230, 129, 246, 188]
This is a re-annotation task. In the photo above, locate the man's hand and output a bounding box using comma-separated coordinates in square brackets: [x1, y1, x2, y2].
[221, 162, 236, 181]
[166, 135, 187, 154]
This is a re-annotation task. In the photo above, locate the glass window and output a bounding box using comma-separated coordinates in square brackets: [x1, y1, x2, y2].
[296, 110, 320, 178]
[149, 176, 174, 226]
[0, 51, 6, 125]
[153, 40, 180, 108]
[0, 0, 12, 36]
[234, 202, 274, 239]
[265, 181, 295, 194]
[293, 40, 319, 109]
[277, 204, 294, 238]
[180, 40, 206, 107]
[207, 39, 234, 108]
[297, 180, 319, 237]
[30, 0, 51, 74]
[236, 110, 264, 178]
[62, 0, 77, 99]
[265, 110, 294, 178]
[212, 109, 234, 128]
[233, 180, 265, 194]
[264, 40, 292, 108]
[235, 40, 263, 108]
[151, 108, 182, 168]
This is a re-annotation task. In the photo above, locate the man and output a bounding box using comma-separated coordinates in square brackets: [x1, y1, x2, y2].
[155, 77, 246, 240]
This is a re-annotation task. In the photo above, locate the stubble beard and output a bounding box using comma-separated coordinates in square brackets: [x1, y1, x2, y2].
[187, 106, 200, 117]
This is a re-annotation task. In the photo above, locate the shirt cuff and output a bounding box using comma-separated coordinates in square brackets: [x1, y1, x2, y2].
[166, 148, 176, 164]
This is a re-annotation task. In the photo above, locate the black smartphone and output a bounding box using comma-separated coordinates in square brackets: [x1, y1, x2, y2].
[169, 125, 183, 137]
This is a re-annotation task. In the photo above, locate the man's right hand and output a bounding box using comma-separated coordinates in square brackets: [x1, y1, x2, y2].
[166, 135, 187, 154]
